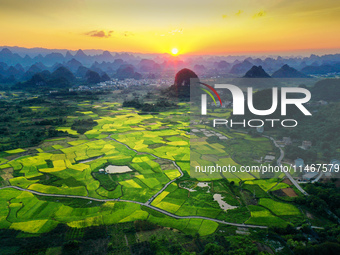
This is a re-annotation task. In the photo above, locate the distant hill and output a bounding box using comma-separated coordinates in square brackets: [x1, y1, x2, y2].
[13, 66, 74, 90]
[232, 65, 281, 88]
[229, 60, 253, 75]
[65, 58, 83, 73]
[0, 48, 22, 65]
[1, 46, 340, 89]
[261, 57, 284, 73]
[76, 66, 89, 78]
[215, 60, 230, 70]
[101, 73, 110, 82]
[243, 65, 271, 78]
[115, 65, 141, 80]
[301, 63, 340, 75]
[272, 64, 309, 78]
[52, 66, 75, 82]
[44, 52, 64, 65]
[0, 47, 138, 68]
[0, 73, 15, 83]
[86, 70, 101, 84]
[21, 64, 42, 80]
[193, 64, 206, 74]
[85, 70, 110, 84]
[138, 59, 161, 72]
[5, 66, 24, 78]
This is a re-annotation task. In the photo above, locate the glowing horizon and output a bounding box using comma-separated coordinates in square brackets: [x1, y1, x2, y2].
[1, 0, 339, 55]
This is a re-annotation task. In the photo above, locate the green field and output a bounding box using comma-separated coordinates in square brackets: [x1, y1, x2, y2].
[259, 198, 301, 216]
[246, 205, 289, 228]
[0, 99, 307, 238]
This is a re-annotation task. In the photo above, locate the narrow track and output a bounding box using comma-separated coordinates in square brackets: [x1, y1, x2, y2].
[0, 135, 269, 229]
[0, 185, 267, 229]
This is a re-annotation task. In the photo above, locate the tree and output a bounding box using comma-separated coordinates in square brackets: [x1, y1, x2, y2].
[202, 243, 225, 255]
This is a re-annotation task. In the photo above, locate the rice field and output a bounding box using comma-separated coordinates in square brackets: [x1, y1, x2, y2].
[0, 102, 304, 235]
[258, 198, 301, 216]
[246, 205, 289, 227]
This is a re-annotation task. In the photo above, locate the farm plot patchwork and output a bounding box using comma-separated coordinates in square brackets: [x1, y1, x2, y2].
[246, 205, 289, 228]
[3, 131, 179, 202]
[0, 104, 305, 235]
[190, 127, 276, 180]
[151, 182, 243, 221]
[258, 198, 301, 216]
[245, 179, 289, 192]
[0, 186, 221, 236]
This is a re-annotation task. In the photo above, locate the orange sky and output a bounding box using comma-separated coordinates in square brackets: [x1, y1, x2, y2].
[1, 0, 339, 55]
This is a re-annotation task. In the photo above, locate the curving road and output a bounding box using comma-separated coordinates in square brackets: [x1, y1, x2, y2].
[0, 134, 270, 229]
[108, 135, 184, 205]
[264, 135, 308, 196]
[0, 185, 267, 229]
[195, 124, 308, 196]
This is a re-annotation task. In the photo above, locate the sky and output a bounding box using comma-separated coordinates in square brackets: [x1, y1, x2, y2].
[0, 0, 339, 55]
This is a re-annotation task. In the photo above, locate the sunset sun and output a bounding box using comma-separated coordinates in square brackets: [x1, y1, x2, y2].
[171, 48, 179, 55]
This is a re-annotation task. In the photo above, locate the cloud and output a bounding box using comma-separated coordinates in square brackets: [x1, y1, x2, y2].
[84, 30, 135, 38]
[84, 30, 113, 38]
[253, 10, 266, 18]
